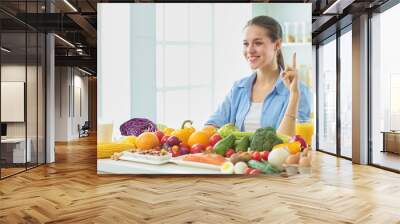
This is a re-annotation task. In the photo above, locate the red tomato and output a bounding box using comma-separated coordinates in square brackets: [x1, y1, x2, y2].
[251, 151, 261, 161]
[261, 151, 270, 161]
[209, 133, 222, 146]
[225, 148, 235, 158]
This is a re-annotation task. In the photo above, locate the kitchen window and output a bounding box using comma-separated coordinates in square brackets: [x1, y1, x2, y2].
[317, 37, 337, 155]
[370, 3, 400, 171]
[156, 3, 251, 129]
[339, 28, 352, 158]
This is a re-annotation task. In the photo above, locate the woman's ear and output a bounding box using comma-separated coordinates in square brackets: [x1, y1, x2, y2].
[275, 39, 282, 51]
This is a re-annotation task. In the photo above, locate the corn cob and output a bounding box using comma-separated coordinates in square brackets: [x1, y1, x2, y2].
[97, 143, 135, 158]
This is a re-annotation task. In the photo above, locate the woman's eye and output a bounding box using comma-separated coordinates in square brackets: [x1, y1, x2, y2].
[243, 43, 249, 46]
[255, 42, 263, 46]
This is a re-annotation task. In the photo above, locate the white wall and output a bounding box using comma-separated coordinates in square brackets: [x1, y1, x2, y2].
[1, 64, 46, 163]
[98, 3, 132, 137]
[1, 65, 37, 137]
[130, 4, 156, 121]
[54, 67, 89, 141]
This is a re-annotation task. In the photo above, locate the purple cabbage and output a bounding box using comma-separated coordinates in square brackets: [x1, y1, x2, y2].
[120, 118, 157, 136]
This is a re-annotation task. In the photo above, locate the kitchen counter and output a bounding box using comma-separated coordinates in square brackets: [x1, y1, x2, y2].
[97, 159, 222, 174]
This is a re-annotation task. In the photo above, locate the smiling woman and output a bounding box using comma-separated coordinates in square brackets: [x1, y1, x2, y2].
[206, 15, 312, 137]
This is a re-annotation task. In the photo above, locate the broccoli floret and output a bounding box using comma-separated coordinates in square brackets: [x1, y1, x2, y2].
[250, 126, 281, 151]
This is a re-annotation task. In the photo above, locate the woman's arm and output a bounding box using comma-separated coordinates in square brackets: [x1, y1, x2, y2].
[277, 91, 299, 136]
[277, 52, 299, 136]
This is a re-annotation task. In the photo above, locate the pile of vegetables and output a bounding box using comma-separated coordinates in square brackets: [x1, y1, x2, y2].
[216, 124, 312, 175]
[111, 118, 311, 175]
[120, 118, 157, 136]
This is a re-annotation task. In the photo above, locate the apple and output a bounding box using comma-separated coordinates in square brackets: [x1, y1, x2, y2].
[225, 148, 235, 158]
[251, 151, 261, 161]
[261, 151, 270, 161]
[209, 133, 222, 146]
[155, 131, 164, 142]
[190, 144, 206, 154]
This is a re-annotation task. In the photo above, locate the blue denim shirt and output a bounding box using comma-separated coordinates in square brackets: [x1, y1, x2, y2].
[206, 72, 312, 131]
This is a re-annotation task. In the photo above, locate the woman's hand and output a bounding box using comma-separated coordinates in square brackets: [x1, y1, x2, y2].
[281, 52, 299, 94]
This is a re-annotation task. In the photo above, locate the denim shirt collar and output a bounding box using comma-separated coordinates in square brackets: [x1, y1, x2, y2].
[237, 69, 289, 96]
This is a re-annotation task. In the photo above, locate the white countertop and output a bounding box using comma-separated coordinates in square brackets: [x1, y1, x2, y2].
[97, 159, 222, 174]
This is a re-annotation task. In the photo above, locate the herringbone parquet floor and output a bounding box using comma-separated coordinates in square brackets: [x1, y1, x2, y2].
[1, 135, 400, 224]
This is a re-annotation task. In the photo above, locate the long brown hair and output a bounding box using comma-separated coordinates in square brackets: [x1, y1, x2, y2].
[245, 16, 284, 69]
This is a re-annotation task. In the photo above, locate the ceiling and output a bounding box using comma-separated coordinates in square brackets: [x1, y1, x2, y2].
[0, 0, 394, 75]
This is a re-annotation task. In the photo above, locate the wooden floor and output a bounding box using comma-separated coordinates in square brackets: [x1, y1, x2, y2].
[1, 135, 400, 224]
[1, 167, 25, 177]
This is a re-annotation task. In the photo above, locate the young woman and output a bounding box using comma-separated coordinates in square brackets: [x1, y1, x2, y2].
[205, 16, 311, 137]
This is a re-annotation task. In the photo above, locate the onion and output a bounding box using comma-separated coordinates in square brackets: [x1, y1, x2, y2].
[268, 147, 289, 170]
[120, 118, 157, 136]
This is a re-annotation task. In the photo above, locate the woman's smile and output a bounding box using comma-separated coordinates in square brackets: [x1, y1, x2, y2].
[248, 55, 260, 64]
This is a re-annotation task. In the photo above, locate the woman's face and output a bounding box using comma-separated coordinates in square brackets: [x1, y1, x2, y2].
[243, 25, 279, 70]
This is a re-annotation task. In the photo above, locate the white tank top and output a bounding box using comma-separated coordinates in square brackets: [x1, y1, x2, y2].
[244, 102, 263, 132]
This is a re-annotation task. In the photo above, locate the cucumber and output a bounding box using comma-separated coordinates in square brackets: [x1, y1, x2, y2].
[248, 160, 281, 174]
[214, 134, 235, 156]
